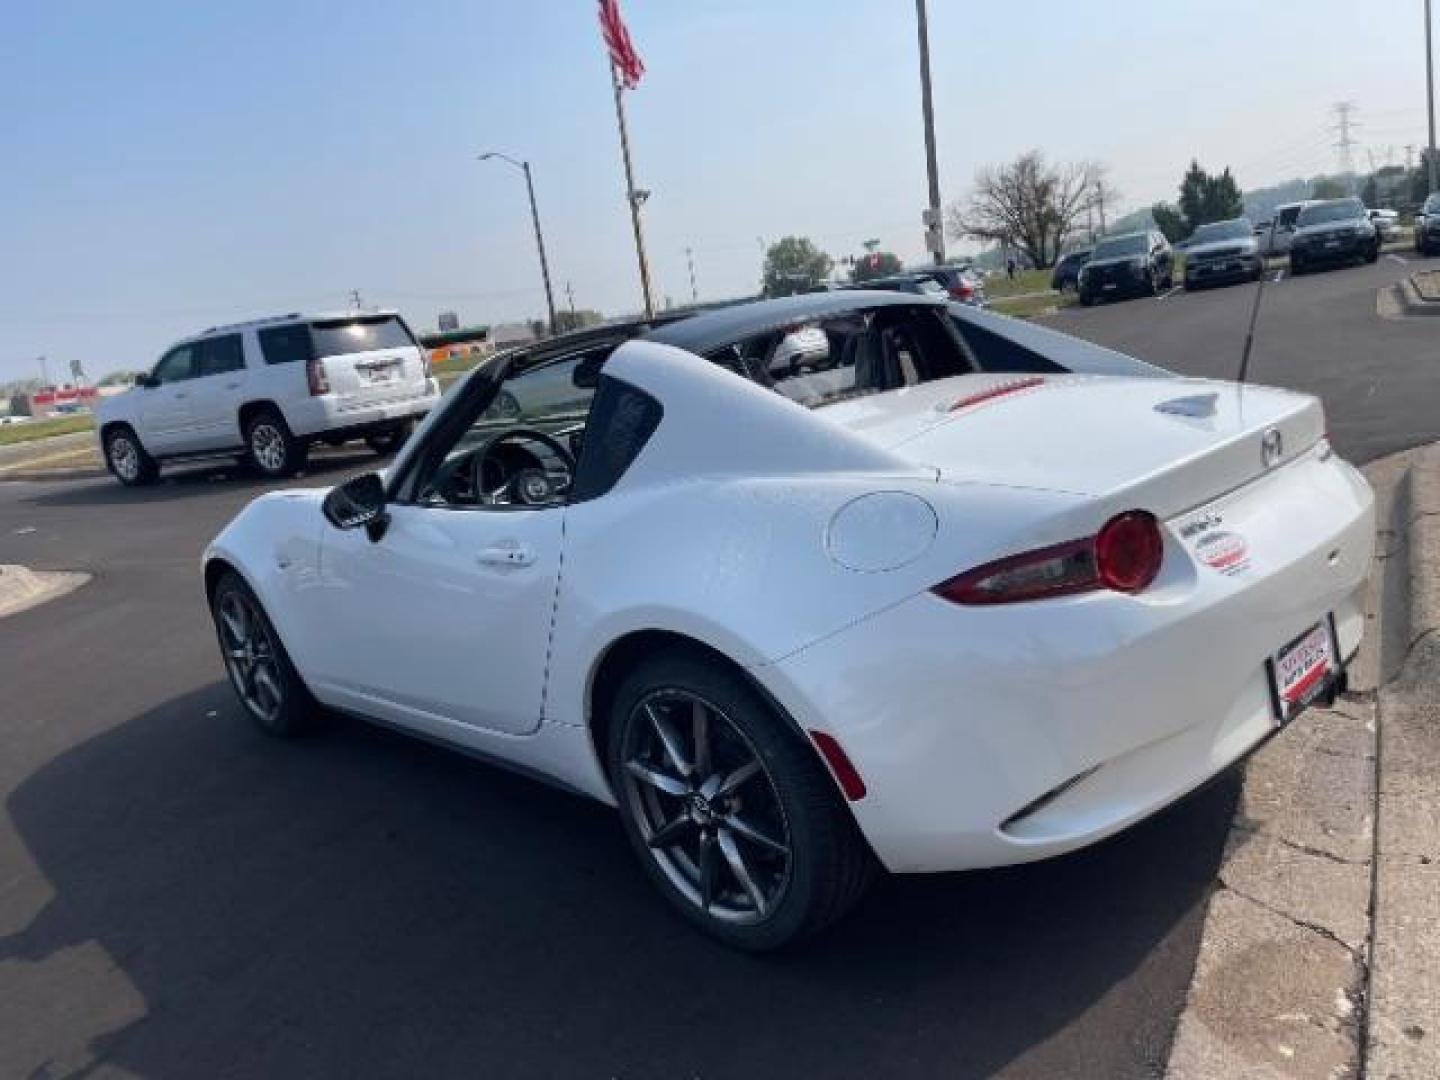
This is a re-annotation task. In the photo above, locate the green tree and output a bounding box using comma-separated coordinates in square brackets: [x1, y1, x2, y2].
[1151, 203, 1188, 243]
[552, 309, 604, 334]
[1310, 177, 1349, 199]
[1361, 175, 1379, 208]
[1152, 161, 1247, 240]
[850, 251, 903, 282]
[762, 236, 833, 296]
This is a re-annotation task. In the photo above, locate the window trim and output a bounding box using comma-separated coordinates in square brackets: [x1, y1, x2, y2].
[387, 338, 628, 512]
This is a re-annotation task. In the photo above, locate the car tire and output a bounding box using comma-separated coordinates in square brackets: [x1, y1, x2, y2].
[1079, 290, 1095, 307]
[244, 408, 308, 479]
[1290, 255, 1305, 276]
[607, 650, 875, 951]
[1143, 270, 1158, 297]
[365, 420, 413, 457]
[1366, 240, 1380, 264]
[103, 424, 159, 486]
[210, 570, 317, 737]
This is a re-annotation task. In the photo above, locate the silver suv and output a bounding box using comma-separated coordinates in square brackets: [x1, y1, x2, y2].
[97, 310, 439, 486]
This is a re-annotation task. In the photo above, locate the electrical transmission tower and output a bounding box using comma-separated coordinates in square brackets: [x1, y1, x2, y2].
[1331, 101, 1360, 186]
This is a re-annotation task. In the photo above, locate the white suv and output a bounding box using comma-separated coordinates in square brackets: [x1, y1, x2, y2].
[97, 310, 439, 486]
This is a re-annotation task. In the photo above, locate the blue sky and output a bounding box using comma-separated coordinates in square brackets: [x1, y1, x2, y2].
[1, 0, 1433, 381]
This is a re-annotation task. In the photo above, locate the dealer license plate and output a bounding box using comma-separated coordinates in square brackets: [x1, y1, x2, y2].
[1268, 617, 1338, 724]
[360, 362, 399, 385]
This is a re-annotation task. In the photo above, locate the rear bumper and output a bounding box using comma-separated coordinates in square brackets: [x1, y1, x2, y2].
[755, 451, 1375, 873]
[287, 382, 439, 438]
[1185, 254, 1263, 286]
[1292, 235, 1369, 262]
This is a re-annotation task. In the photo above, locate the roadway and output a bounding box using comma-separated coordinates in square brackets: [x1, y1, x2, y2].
[0, 252, 1436, 1078]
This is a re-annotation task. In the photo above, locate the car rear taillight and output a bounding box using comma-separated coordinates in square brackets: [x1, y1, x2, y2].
[949, 282, 974, 299]
[1094, 511, 1164, 592]
[932, 510, 1163, 605]
[306, 357, 329, 396]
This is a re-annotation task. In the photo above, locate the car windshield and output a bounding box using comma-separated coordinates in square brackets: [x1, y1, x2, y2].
[309, 315, 416, 358]
[1189, 219, 1251, 243]
[1092, 234, 1148, 259]
[1296, 201, 1362, 227]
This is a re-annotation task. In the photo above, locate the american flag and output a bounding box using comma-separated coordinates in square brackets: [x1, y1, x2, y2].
[598, 0, 645, 89]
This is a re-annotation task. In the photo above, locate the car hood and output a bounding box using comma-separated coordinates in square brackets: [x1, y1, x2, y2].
[816, 372, 1322, 519]
[1083, 253, 1146, 270]
[1186, 237, 1258, 258]
[1293, 220, 1366, 239]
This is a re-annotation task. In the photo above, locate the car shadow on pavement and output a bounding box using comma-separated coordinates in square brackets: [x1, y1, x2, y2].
[21, 452, 380, 508]
[1, 684, 1239, 1079]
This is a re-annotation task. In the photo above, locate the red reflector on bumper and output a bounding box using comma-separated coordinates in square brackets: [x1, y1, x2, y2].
[809, 729, 867, 801]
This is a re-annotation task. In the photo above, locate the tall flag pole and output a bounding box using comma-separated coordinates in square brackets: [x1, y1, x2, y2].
[598, 0, 655, 318]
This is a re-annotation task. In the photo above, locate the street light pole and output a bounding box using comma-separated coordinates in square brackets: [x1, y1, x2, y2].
[1428, 0, 1438, 192]
[479, 152, 558, 334]
[915, 0, 945, 266]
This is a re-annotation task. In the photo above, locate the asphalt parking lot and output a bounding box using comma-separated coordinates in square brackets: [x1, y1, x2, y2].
[2, 255, 1437, 1079]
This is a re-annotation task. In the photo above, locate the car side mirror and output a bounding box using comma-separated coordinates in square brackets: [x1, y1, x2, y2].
[322, 472, 389, 541]
[135, 373, 157, 389]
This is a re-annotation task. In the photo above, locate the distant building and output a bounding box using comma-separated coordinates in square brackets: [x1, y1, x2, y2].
[490, 322, 539, 349]
[10, 385, 99, 417]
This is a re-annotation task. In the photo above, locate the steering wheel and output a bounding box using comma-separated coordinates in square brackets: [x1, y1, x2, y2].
[469, 427, 576, 507]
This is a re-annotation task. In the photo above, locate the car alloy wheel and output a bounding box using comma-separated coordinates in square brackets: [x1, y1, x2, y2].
[216, 587, 286, 728]
[619, 688, 793, 924]
[250, 422, 288, 474]
[107, 433, 140, 481]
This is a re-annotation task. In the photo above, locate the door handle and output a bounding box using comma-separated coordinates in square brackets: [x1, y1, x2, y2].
[477, 543, 535, 567]
[225, 382, 241, 390]
[173, 391, 188, 399]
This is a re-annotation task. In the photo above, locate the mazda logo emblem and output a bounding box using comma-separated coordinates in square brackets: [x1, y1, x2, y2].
[1261, 428, 1284, 468]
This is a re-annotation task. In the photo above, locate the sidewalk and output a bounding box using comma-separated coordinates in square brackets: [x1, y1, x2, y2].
[1167, 443, 1440, 1078]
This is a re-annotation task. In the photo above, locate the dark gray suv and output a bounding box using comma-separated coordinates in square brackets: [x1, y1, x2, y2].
[1182, 217, 1264, 289]
[1077, 230, 1173, 305]
[1414, 192, 1440, 256]
[1289, 198, 1379, 273]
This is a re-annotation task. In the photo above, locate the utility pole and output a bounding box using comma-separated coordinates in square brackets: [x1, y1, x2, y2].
[565, 280, 576, 315]
[37, 355, 49, 389]
[1406, 143, 1417, 172]
[685, 247, 698, 303]
[915, 0, 945, 265]
[478, 152, 557, 334]
[348, 289, 363, 311]
[1428, 0, 1439, 192]
[608, 61, 655, 318]
[1332, 101, 1360, 187]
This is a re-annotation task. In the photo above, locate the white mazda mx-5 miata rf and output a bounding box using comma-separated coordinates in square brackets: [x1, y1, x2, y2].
[203, 292, 1374, 949]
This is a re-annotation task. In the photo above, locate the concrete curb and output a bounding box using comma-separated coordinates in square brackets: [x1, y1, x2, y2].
[1366, 443, 1440, 1079]
[1167, 443, 1440, 1079]
[1383, 275, 1440, 318]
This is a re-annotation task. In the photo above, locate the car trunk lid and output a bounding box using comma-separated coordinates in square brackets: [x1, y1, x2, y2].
[817, 374, 1323, 519]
